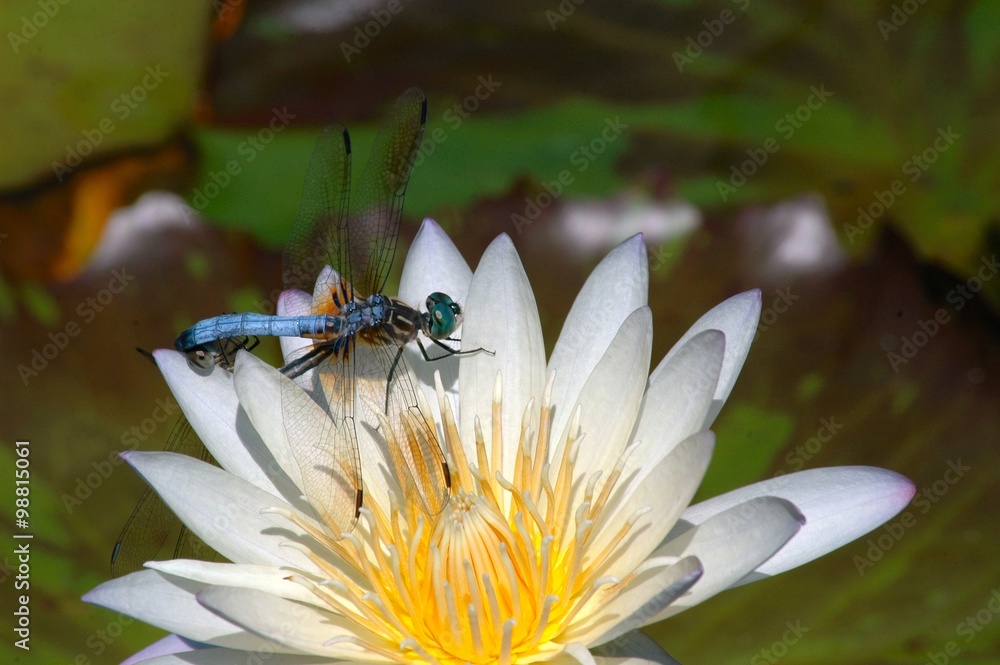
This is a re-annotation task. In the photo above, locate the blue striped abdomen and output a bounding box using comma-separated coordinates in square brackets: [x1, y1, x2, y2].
[174, 313, 337, 352]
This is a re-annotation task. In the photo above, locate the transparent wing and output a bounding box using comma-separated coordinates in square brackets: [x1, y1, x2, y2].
[111, 341, 255, 576]
[281, 88, 426, 298]
[280, 309, 448, 524]
[110, 418, 221, 576]
[354, 331, 450, 516]
[172, 514, 222, 563]
[281, 125, 352, 293]
[275, 89, 431, 534]
[280, 338, 362, 539]
[352, 87, 427, 296]
[278, 108, 400, 537]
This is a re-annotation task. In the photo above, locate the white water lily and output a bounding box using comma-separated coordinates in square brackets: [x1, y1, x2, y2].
[86, 220, 915, 665]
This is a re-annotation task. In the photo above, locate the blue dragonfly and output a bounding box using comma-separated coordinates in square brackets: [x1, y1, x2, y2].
[173, 88, 477, 539]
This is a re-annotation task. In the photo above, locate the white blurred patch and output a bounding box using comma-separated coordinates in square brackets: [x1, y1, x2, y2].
[265, 0, 381, 33]
[738, 195, 845, 277]
[86, 191, 200, 272]
[555, 197, 701, 254]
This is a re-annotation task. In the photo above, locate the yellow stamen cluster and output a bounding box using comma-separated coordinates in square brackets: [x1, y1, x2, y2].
[278, 372, 649, 664]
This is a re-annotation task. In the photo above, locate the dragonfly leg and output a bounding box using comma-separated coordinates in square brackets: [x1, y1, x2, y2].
[281, 342, 337, 379]
[444, 336, 495, 356]
[385, 344, 406, 414]
[419, 338, 495, 361]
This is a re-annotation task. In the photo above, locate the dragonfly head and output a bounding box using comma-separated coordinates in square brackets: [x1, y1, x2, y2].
[425, 292, 462, 340]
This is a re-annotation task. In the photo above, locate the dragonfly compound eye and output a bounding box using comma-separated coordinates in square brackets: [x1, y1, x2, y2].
[425, 292, 451, 310]
[426, 293, 461, 339]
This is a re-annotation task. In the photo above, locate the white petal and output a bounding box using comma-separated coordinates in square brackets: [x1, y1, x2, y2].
[232, 352, 305, 490]
[234, 351, 386, 521]
[401, 341, 459, 435]
[547, 234, 648, 442]
[145, 560, 322, 606]
[588, 333, 722, 570]
[198, 586, 391, 661]
[459, 234, 546, 482]
[154, 349, 284, 497]
[649, 497, 804, 621]
[278, 289, 315, 363]
[591, 630, 683, 664]
[135, 650, 337, 664]
[564, 556, 702, 645]
[554, 307, 652, 485]
[555, 643, 597, 665]
[312, 265, 338, 301]
[398, 218, 474, 423]
[596, 431, 715, 579]
[629, 329, 724, 462]
[122, 634, 199, 665]
[83, 570, 281, 651]
[653, 290, 760, 427]
[677, 466, 916, 587]
[399, 218, 473, 309]
[122, 451, 320, 573]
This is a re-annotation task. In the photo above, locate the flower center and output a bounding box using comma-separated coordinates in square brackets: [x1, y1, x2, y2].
[279, 372, 647, 664]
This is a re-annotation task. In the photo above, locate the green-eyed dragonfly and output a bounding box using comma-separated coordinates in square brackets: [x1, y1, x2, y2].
[169, 88, 480, 542]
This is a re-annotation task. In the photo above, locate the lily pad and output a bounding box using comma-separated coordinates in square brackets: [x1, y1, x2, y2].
[0, 0, 207, 190]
